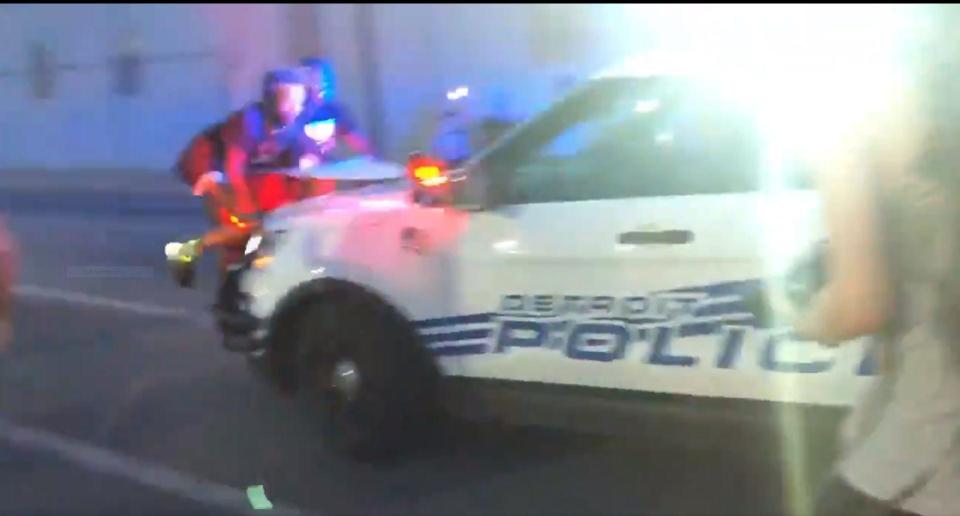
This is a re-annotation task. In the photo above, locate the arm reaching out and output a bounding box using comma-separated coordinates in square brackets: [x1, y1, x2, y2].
[791, 111, 900, 345]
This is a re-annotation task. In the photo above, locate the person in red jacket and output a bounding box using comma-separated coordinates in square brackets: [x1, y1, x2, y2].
[172, 67, 310, 274]
[168, 68, 312, 327]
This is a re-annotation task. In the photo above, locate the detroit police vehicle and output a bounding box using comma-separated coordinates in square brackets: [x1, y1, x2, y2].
[204, 56, 874, 459]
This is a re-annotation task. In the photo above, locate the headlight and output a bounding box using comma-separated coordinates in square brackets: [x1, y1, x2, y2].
[244, 234, 263, 256]
[245, 230, 285, 269]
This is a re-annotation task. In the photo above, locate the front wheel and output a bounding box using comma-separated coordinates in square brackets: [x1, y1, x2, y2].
[294, 295, 441, 461]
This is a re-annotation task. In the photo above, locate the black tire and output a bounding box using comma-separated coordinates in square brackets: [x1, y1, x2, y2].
[293, 291, 441, 461]
[245, 341, 298, 396]
[245, 350, 280, 389]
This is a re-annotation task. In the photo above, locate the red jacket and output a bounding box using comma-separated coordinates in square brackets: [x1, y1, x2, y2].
[0, 219, 17, 312]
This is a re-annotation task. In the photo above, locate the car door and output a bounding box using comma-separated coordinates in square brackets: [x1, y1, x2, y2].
[593, 81, 845, 404]
[443, 77, 691, 387]
[440, 75, 851, 405]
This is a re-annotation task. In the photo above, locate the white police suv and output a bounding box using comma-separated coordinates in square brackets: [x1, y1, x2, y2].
[217, 56, 876, 459]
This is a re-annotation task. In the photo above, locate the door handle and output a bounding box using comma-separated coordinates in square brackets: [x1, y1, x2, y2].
[400, 227, 427, 254]
[617, 230, 694, 245]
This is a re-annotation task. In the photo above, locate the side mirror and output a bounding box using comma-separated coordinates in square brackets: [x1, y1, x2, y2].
[406, 152, 497, 211]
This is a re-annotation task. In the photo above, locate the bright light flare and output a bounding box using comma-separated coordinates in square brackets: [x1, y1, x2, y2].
[412, 165, 449, 187]
[164, 242, 182, 260]
[654, 131, 673, 145]
[304, 119, 336, 143]
[492, 239, 519, 254]
[615, 7, 922, 514]
[358, 198, 407, 210]
[299, 154, 320, 170]
[634, 99, 660, 113]
[623, 4, 918, 161]
[420, 176, 449, 187]
[244, 235, 262, 255]
[446, 86, 469, 101]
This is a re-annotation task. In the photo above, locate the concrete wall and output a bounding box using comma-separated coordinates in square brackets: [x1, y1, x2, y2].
[0, 4, 654, 170]
[0, 3, 287, 171]
[312, 4, 657, 161]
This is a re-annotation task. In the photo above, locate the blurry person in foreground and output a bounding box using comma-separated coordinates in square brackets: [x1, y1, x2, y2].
[0, 220, 17, 354]
[765, 6, 960, 515]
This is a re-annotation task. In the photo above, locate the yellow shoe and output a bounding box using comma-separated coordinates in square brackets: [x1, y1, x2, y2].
[165, 239, 202, 288]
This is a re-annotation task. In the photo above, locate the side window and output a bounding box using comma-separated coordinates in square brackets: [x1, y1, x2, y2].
[493, 78, 763, 205]
[514, 117, 649, 203]
[654, 91, 762, 196]
[504, 78, 667, 204]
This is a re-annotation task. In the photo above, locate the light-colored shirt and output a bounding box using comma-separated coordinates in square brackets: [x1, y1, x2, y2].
[837, 104, 960, 514]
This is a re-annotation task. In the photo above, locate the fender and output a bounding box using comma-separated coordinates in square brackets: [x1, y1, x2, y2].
[264, 274, 431, 392]
[266, 257, 418, 337]
[267, 276, 368, 354]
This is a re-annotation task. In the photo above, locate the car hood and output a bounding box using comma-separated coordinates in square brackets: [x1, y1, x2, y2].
[263, 177, 414, 231]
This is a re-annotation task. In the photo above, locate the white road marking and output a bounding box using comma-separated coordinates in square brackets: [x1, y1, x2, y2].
[66, 265, 156, 280]
[0, 417, 312, 516]
[12, 284, 211, 327]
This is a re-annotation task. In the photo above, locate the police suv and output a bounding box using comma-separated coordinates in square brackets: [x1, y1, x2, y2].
[215, 57, 875, 459]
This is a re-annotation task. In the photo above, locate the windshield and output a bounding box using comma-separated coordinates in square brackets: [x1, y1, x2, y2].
[480, 76, 812, 203]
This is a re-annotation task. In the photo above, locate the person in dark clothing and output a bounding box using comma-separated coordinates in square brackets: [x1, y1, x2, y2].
[298, 57, 369, 156]
[219, 67, 312, 214]
[294, 57, 372, 197]
[168, 68, 312, 295]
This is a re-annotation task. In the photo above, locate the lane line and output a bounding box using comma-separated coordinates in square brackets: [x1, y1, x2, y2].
[0, 416, 313, 516]
[12, 284, 210, 326]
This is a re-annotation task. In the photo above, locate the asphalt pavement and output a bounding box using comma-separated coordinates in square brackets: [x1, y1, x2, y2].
[0, 173, 844, 516]
[0, 442, 239, 516]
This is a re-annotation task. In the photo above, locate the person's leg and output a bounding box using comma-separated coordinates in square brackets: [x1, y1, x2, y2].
[165, 192, 245, 289]
[202, 196, 250, 312]
[814, 475, 920, 516]
[200, 190, 259, 249]
[213, 244, 244, 312]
